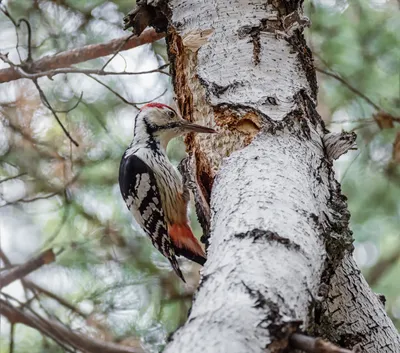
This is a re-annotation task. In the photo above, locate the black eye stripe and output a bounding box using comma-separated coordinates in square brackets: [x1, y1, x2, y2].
[157, 122, 180, 130]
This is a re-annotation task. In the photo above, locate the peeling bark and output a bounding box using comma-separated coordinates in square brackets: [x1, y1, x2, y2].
[124, 1, 400, 352]
[323, 132, 357, 161]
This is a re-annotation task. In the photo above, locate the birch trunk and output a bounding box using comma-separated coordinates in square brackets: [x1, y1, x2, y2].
[127, 0, 400, 352]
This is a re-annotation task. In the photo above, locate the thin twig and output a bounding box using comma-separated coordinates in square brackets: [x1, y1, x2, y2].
[0, 173, 27, 184]
[32, 79, 79, 146]
[289, 333, 354, 353]
[86, 73, 169, 108]
[18, 18, 32, 62]
[0, 249, 55, 289]
[1, 113, 58, 153]
[366, 241, 400, 286]
[134, 88, 169, 105]
[0, 6, 22, 63]
[0, 248, 12, 267]
[0, 192, 60, 208]
[44, 91, 84, 114]
[42, 196, 70, 248]
[20, 192, 60, 203]
[25, 280, 88, 318]
[340, 150, 362, 183]
[9, 323, 15, 353]
[0, 61, 170, 80]
[328, 118, 374, 125]
[316, 67, 383, 112]
[100, 33, 135, 71]
[86, 74, 139, 109]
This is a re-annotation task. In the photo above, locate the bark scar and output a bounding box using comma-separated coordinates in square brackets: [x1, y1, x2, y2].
[323, 132, 357, 161]
[182, 29, 214, 52]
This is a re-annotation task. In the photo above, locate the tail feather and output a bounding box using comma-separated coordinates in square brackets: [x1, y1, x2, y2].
[169, 256, 186, 282]
[168, 223, 207, 266]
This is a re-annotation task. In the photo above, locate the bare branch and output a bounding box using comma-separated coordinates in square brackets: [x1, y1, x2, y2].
[0, 299, 145, 353]
[0, 29, 166, 83]
[0, 62, 170, 80]
[0, 193, 61, 209]
[84, 75, 168, 108]
[289, 333, 356, 353]
[0, 247, 85, 318]
[86, 74, 139, 109]
[0, 249, 13, 268]
[18, 18, 33, 62]
[47, 91, 84, 114]
[0, 173, 27, 184]
[9, 323, 15, 353]
[24, 280, 88, 318]
[316, 67, 382, 112]
[100, 34, 135, 71]
[366, 241, 400, 286]
[0, 249, 55, 289]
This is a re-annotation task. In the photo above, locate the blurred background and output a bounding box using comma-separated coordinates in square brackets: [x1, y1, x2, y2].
[0, 0, 399, 352]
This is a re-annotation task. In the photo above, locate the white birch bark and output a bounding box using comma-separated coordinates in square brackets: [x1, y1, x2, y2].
[136, 0, 400, 352]
[316, 253, 400, 352]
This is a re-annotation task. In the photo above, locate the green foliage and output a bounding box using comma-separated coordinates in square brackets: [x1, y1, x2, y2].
[306, 0, 400, 328]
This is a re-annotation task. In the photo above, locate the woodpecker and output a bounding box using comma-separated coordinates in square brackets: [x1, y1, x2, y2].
[119, 102, 215, 281]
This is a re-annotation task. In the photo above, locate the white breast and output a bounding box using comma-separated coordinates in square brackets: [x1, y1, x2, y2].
[135, 148, 187, 224]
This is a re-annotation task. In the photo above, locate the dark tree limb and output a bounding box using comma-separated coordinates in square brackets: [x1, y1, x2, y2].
[0, 249, 55, 289]
[366, 242, 400, 286]
[290, 333, 356, 353]
[0, 29, 165, 83]
[316, 67, 382, 112]
[0, 299, 144, 353]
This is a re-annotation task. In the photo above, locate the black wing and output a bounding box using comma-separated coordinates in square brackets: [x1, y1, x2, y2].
[119, 153, 185, 282]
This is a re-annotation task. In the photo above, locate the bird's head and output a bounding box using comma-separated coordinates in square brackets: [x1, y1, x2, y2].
[134, 102, 216, 150]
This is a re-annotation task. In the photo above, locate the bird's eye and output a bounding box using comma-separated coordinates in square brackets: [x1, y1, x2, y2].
[167, 110, 175, 118]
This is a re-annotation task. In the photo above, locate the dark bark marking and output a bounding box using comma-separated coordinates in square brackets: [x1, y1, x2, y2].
[266, 96, 278, 105]
[203, 79, 243, 98]
[242, 281, 268, 309]
[287, 33, 318, 100]
[235, 229, 301, 252]
[123, 0, 169, 35]
[237, 18, 281, 67]
[251, 30, 261, 66]
[375, 293, 386, 308]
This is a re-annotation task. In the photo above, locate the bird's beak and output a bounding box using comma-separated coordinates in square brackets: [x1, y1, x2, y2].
[180, 121, 216, 134]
